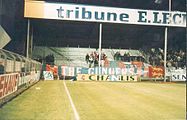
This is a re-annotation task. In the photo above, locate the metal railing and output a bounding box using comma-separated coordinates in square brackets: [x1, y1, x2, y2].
[0, 49, 41, 74]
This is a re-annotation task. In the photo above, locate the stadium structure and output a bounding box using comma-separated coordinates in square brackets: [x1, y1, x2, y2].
[0, 0, 186, 120]
[23, 0, 186, 81]
[0, 0, 186, 93]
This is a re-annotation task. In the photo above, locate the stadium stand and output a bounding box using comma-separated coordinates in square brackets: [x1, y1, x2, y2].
[142, 48, 186, 69]
[32, 46, 144, 67]
[32, 46, 186, 79]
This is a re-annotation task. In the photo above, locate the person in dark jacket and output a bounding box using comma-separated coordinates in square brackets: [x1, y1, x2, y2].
[0, 62, 5, 74]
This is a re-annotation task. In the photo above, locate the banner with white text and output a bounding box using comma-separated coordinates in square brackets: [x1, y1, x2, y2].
[0, 73, 19, 99]
[24, 1, 186, 27]
[77, 74, 138, 81]
[60, 66, 149, 77]
[169, 69, 186, 81]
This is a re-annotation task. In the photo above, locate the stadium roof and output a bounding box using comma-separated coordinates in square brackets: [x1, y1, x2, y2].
[31, 0, 186, 49]
[42, 0, 186, 11]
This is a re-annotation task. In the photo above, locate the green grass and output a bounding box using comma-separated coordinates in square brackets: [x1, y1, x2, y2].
[0, 81, 186, 120]
[0, 81, 74, 120]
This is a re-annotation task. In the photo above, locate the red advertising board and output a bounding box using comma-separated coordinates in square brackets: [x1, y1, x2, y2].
[0, 73, 19, 99]
[149, 66, 164, 78]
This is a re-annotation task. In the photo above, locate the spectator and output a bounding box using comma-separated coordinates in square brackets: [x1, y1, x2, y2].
[85, 53, 89, 64]
[88, 54, 94, 68]
[0, 62, 4, 74]
[123, 52, 128, 62]
[94, 59, 98, 67]
[114, 51, 121, 61]
[143, 48, 186, 68]
[86, 51, 108, 67]
[45, 54, 54, 65]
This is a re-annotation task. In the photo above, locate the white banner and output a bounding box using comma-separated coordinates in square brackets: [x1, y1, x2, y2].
[170, 69, 186, 81]
[24, 1, 186, 27]
[77, 74, 138, 81]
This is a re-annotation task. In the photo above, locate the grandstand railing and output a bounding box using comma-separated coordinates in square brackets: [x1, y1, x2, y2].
[0, 49, 41, 74]
[0, 49, 42, 106]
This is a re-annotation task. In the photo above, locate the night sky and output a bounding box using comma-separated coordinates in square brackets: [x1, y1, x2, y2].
[0, 0, 186, 56]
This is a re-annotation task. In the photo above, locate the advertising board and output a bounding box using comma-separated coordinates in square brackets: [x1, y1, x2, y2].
[77, 74, 138, 81]
[43, 71, 54, 80]
[0, 73, 19, 99]
[170, 69, 186, 81]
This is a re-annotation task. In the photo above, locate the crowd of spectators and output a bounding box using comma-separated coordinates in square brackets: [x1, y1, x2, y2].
[146, 48, 186, 69]
[0, 61, 4, 74]
[113, 48, 186, 69]
[114, 52, 130, 61]
[114, 51, 145, 62]
[166, 49, 186, 69]
[85, 51, 107, 68]
[147, 48, 164, 66]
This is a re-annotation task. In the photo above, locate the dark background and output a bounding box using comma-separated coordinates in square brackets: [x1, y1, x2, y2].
[0, 0, 186, 56]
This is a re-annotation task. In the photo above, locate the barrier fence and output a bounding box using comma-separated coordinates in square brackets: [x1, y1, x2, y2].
[0, 49, 41, 101]
[0, 71, 41, 100]
[0, 49, 41, 74]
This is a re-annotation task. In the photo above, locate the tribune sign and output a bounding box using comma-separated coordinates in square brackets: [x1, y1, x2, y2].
[25, 1, 186, 27]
